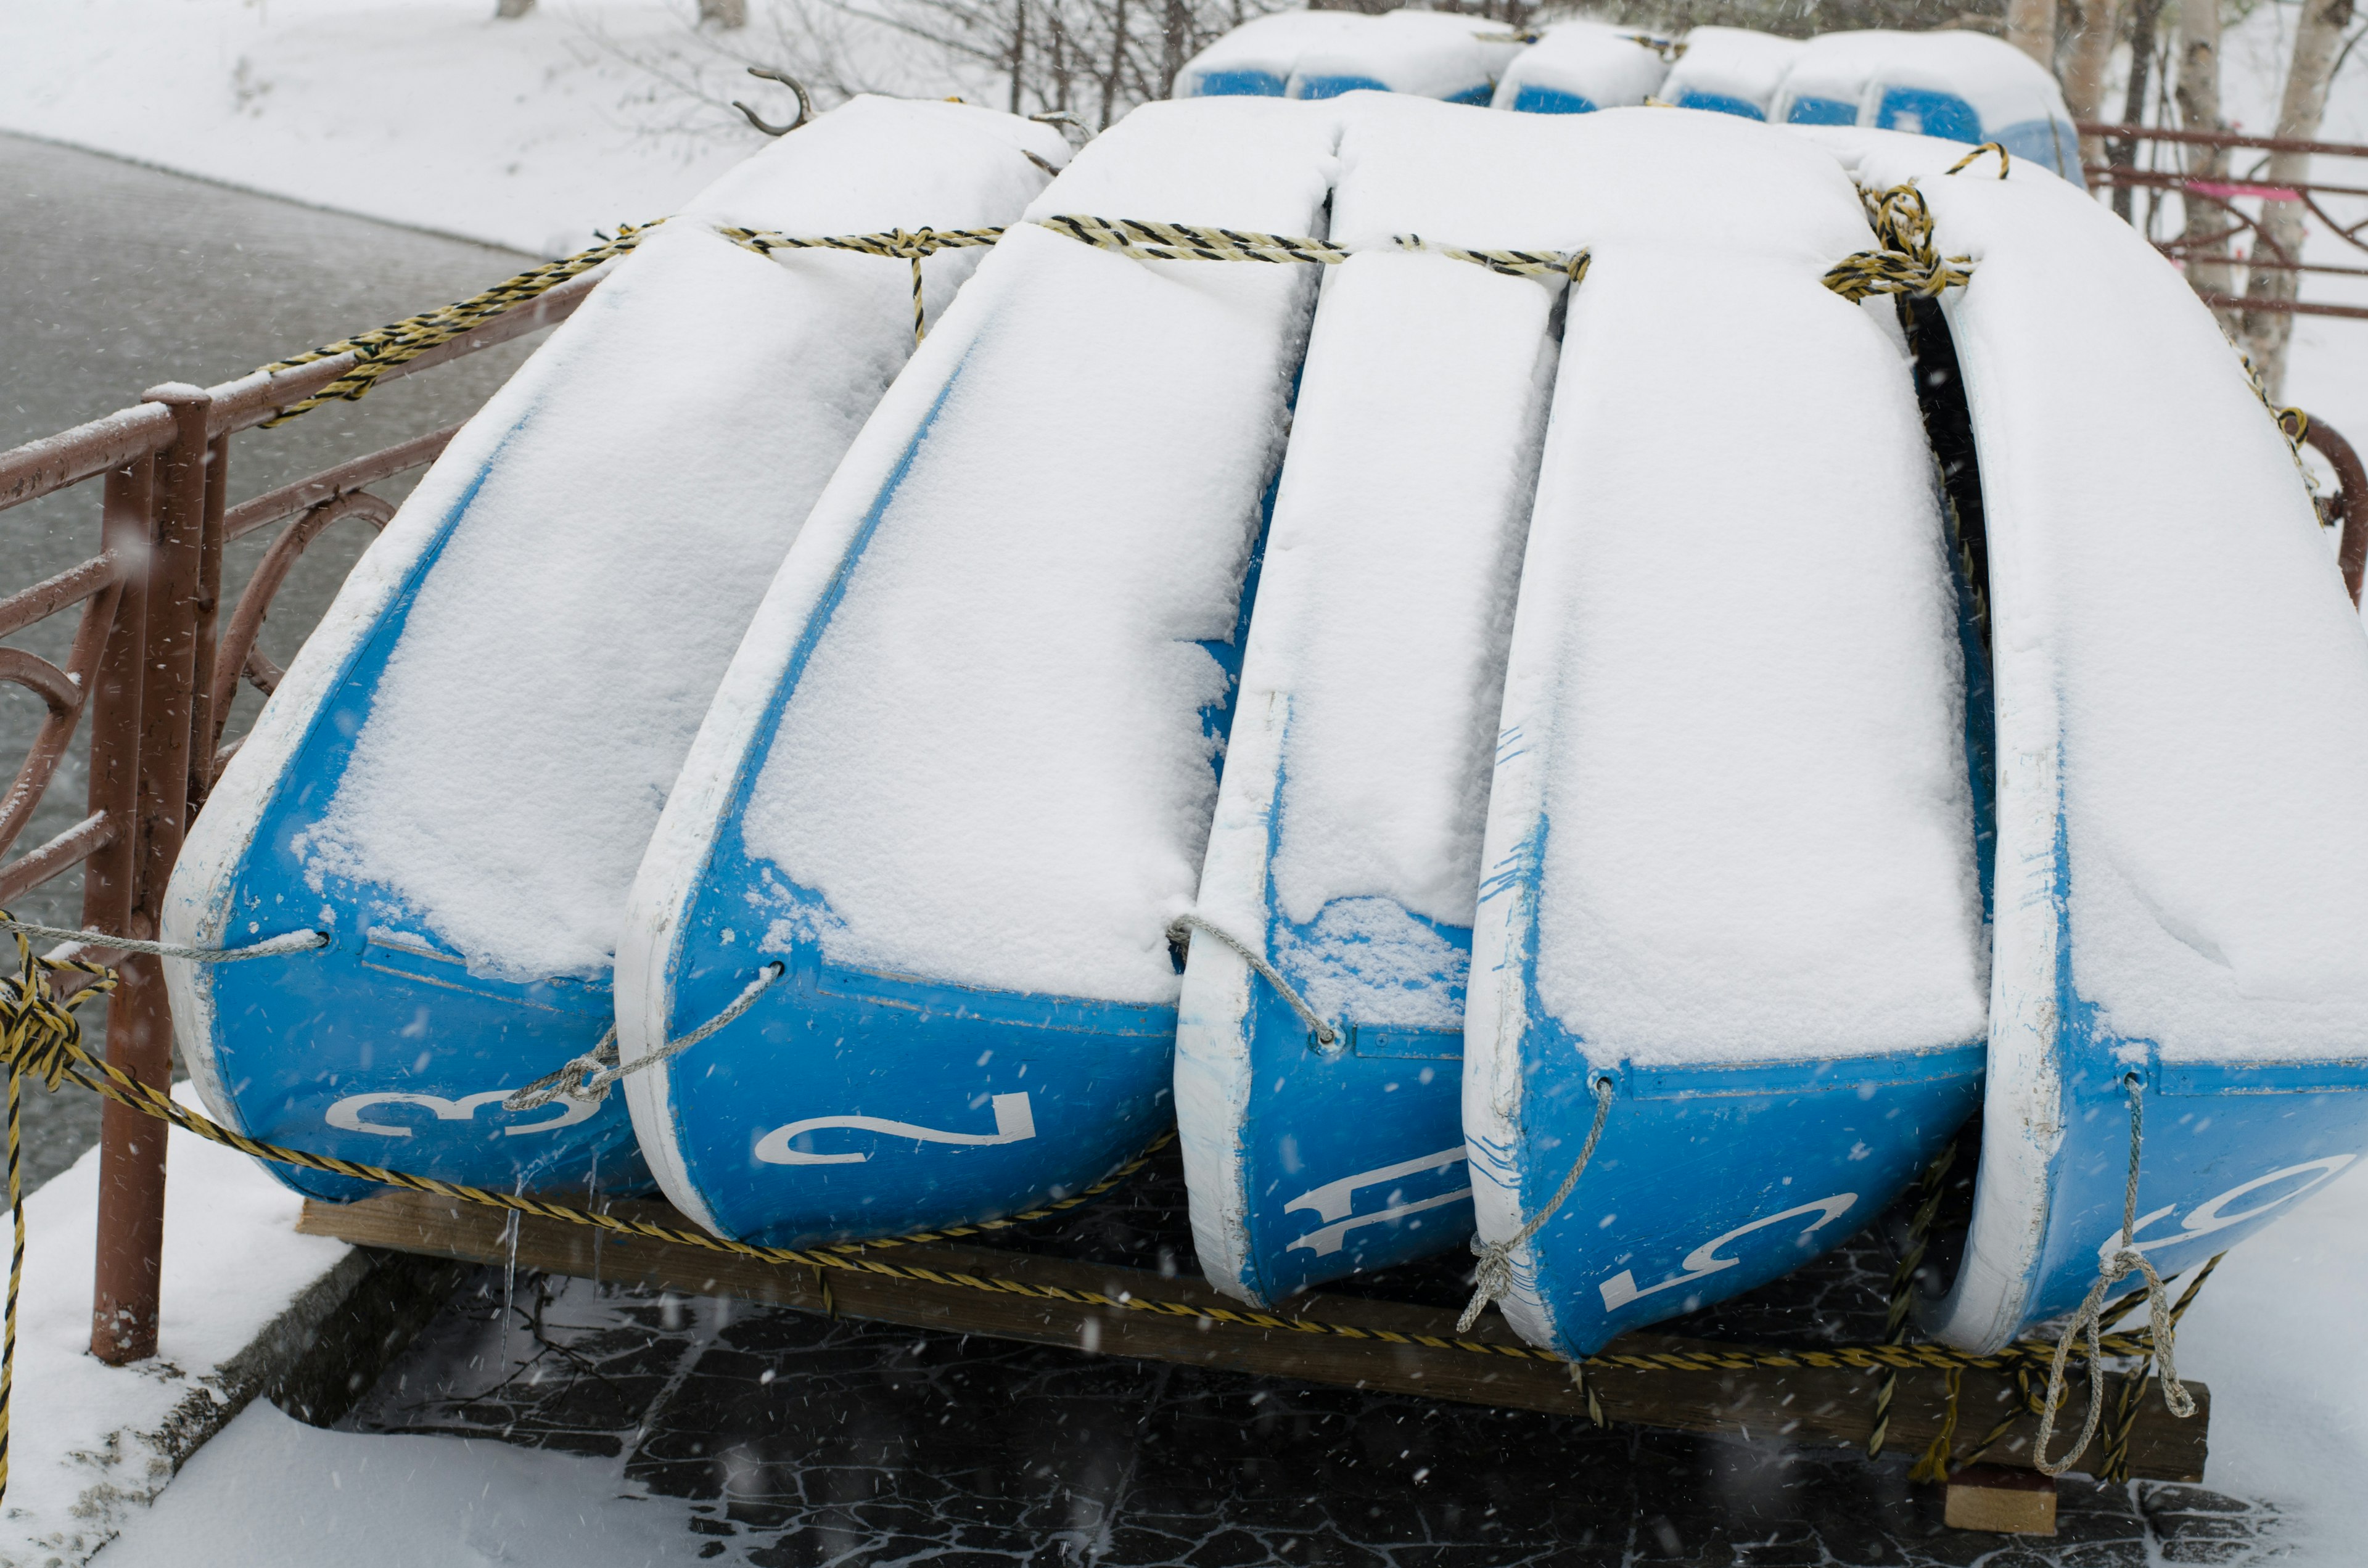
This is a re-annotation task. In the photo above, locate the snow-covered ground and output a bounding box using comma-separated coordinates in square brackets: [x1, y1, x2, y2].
[0, 0, 980, 257]
[95, 1403, 718, 1568]
[0, 1088, 356, 1568]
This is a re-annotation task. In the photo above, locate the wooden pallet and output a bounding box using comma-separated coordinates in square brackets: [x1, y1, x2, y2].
[297, 1190, 2209, 1484]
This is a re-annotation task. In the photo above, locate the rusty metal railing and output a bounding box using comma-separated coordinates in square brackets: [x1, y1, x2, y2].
[0, 263, 606, 1366]
[2079, 120, 2368, 322]
[0, 237, 2362, 1374]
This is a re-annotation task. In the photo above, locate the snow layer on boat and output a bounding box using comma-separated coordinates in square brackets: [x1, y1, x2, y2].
[1803, 128, 2368, 1062]
[1497, 109, 1986, 1067]
[271, 100, 1062, 983]
[1773, 31, 2081, 180]
[1659, 27, 1804, 120]
[1491, 22, 1669, 115]
[1174, 10, 1366, 97]
[722, 96, 1342, 1006]
[1259, 104, 1574, 1025]
[1175, 95, 1569, 1299]
[1283, 11, 1523, 104]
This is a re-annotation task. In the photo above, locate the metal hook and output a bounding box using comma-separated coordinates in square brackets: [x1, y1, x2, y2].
[733, 67, 813, 136]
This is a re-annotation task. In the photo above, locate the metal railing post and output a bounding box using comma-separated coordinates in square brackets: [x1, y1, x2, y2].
[90, 385, 208, 1365]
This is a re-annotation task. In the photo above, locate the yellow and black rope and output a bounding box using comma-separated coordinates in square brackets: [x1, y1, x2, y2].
[1823, 183, 1976, 304]
[257, 223, 666, 424]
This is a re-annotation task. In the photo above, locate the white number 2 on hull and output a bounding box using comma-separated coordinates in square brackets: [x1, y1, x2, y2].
[1598, 1193, 1858, 1312]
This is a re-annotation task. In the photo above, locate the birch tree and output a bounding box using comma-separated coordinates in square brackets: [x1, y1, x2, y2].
[2243, 0, 2357, 397]
[2059, 0, 2122, 166]
[2175, 0, 2240, 337]
[2008, 0, 2056, 67]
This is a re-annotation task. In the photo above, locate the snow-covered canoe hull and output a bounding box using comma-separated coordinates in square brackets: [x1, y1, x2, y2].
[1803, 130, 2368, 1353]
[1174, 12, 1515, 105]
[1177, 99, 1565, 1306]
[160, 100, 1063, 1203]
[620, 98, 1342, 1247]
[1492, 23, 1669, 116]
[1658, 28, 1804, 121]
[1464, 110, 1991, 1359]
[1773, 32, 2083, 186]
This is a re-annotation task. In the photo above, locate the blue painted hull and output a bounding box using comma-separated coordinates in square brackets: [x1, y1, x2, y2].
[175, 461, 646, 1204]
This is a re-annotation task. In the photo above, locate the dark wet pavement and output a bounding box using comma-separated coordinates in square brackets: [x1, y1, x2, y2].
[332, 1147, 2278, 1566]
[0, 132, 543, 1189]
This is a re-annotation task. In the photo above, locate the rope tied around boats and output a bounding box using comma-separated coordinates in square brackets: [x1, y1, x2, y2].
[1166, 914, 1337, 1050]
[2032, 1073, 2200, 1476]
[0, 911, 333, 1507]
[0, 923, 2216, 1492]
[257, 222, 665, 424]
[1822, 184, 1976, 305]
[502, 961, 786, 1114]
[1869, 1135, 1960, 1467]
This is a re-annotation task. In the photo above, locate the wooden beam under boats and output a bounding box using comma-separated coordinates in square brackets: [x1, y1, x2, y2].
[296, 1191, 2209, 1484]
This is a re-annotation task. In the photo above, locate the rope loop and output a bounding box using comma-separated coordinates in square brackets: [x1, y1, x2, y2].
[1822, 183, 1976, 304]
[0, 915, 326, 964]
[1457, 1075, 1616, 1334]
[504, 961, 784, 1114]
[2033, 1073, 2199, 1477]
[1945, 142, 2012, 179]
[1166, 914, 1336, 1049]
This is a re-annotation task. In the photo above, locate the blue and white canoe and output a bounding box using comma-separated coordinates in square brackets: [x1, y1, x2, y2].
[1176, 97, 1570, 1305]
[1772, 31, 2083, 184]
[1491, 22, 1669, 117]
[1174, 11, 1366, 98]
[1658, 27, 1805, 121]
[1175, 10, 1518, 107]
[160, 99, 1064, 1202]
[1464, 109, 1992, 1358]
[1804, 129, 2368, 1353]
[617, 97, 1342, 1247]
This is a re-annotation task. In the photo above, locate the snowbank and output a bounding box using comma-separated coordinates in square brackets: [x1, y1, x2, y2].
[0, 1088, 356, 1567]
[94, 1402, 714, 1568]
[0, 0, 950, 258]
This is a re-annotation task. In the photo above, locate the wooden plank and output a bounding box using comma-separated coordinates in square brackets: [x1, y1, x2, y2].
[298, 1191, 2208, 1483]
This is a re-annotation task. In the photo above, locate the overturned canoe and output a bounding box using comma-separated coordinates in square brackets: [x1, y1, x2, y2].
[1805, 127, 2368, 1356]
[1465, 107, 1990, 1358]
[619, 97, 1341, 1246]
[1177, 96, 1568, 1305]
[162, 99, 1063, 1201]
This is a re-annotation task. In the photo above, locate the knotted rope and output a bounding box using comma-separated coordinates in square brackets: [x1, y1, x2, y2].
[1457, 1075, 1616, 1337]
[718, 224, 1005, 345]
[2032, 1073, 2198, 1476]
[1822, 184, 1976, 304]
[503, 961, 785, 1114]
[1166, 914, 1337, 1050]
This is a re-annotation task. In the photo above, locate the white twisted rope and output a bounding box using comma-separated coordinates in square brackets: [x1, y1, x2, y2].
[1166, 914, 1337, 1049]
[504, 962, 784, 1114]
[1457, 1076, 1616, 1334]
[2033, 1073, 2198, 1476]
[0, 916, 326, 963]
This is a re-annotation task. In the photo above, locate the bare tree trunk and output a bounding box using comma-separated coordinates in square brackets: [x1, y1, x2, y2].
[2060, 0, 2123, 170]
[2111, 0, 2163, 220]
[1011, 0, 1029, 113]
[2176, 0, 2240, 337]
[495, 0, 533, 17]
[1161, 0, 1187, 99]
[1103, 0, 1127, 128]
[2008, 0, 2057, 69]
[2243, 0, 2356, 396]
[698, 0, 747, 26]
